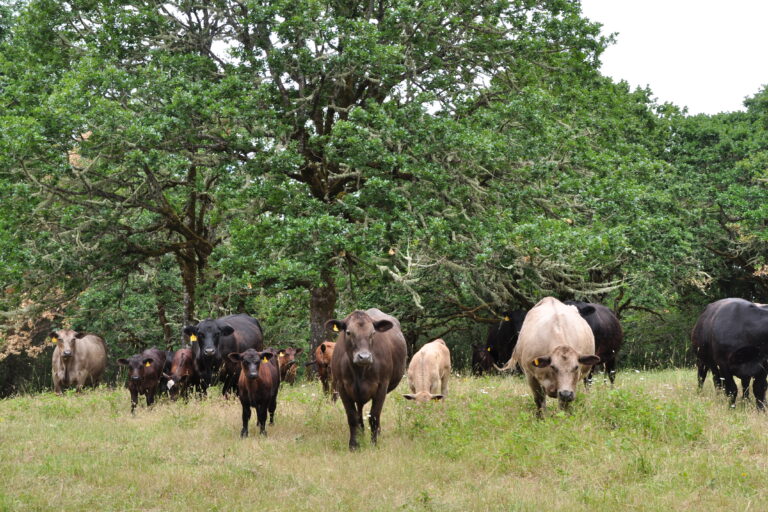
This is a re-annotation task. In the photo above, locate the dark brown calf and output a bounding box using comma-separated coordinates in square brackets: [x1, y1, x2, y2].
[314, 342, 336, 398]
[228, 349, 280, 437]
[163, 348, 200, 401]
[117, 348, 167, 414]
[277, 347, 302, 385]
[328, 308, 407, 451]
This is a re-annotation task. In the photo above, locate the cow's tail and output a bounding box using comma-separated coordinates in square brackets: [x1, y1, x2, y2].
[494, 353, 518, 373]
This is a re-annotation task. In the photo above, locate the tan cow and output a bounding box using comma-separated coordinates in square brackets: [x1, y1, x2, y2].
[314, 341, 337, 399]
[50, 329, 108, 394]
[500, 297, 599, 416]
[403, 339, 451, 403]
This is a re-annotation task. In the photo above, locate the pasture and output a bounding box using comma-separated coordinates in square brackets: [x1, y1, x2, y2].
[1, 369, 766, 511]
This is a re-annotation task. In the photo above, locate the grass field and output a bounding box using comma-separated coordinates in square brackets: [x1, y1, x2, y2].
[1, 368, 767, 511]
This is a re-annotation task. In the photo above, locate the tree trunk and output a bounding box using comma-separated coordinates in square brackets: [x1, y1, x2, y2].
[156, 299, 173, 350]
[177, 252, 197, 339]
[308, 270, 337, 376]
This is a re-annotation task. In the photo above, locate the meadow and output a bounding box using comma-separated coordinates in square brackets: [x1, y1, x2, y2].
[1, 369, 766, 512]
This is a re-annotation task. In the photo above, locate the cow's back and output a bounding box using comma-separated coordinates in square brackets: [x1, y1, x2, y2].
[73, 335, 108, 381]
[222, 314, 264, 353]
[365, 308, 407, 392]
[700, 299, 768, 363]
[408, 339, 450, 392]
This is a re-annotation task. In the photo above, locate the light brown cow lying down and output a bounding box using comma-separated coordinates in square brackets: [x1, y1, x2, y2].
[501, 297, 599, 416]
[403, 339, 451, 403]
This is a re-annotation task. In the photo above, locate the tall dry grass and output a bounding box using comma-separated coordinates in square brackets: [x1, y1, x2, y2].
[1, 369, 767, 511]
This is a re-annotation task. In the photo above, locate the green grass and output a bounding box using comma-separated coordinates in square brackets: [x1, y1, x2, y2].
[1, 369, 767, 511]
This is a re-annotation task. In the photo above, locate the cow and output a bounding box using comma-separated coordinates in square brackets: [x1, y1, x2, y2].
[313, 341, 337, 399]
[500, 297, 599, 417]
[565, 300, 623, 385]
[50, 329, 108, 394]
[691, 298, 768, 409]
[327, 308, 407, 450]
[158, 349, 175, 396]
[403, 339, 451, 403]
[276, 347, 303, 385]
[228, 349, 280, 437]
[485, 310, 527, 367]
[117, 348, 167, 413]
[163, 348, 200, 401]
[183, 314, 264, 397]
[471, 343, 494, 375]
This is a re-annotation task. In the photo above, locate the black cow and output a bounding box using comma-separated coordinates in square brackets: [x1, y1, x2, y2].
[485, 310, 527, 367]
[565, 300, 623, 385]
[117, 348, 167, 414]
[184, 314, 264, 397]
[691, 298, 768, 408]
[471, 344, 494, 375]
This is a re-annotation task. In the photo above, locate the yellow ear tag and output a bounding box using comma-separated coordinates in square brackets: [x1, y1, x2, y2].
[189, 334, 197, 342]
[486, 347, 491, 352]
[533, 358, 539, 366]
[262, 357, 268, 363]
[51, 337, 58, 344]
[504, 315, 510, 321]
[145, 361, 151, 367]
[279, 352, 285, 357]
[332, 324, 339, 332]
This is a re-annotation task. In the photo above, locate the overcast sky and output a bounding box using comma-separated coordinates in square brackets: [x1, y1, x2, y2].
[580, 1, 768, 115]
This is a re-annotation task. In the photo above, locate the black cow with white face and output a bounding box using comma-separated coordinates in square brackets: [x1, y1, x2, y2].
[183, 314, 264, 397]
[692, 298, 768, 409]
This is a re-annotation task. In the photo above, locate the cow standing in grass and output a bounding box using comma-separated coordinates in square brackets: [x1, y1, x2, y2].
[229, 349, 280, 437]
[403, 339, 451, 403]
[328, 308, 407, 450]
[164, 348, 200, 401]
[118, 348, 167, 414]
[313, 341, 337, 399]
[565, 300, 623, 386]
[50, 330, 108, 394]
[276, 347, 302, 385]
[501, 297, 599, 417]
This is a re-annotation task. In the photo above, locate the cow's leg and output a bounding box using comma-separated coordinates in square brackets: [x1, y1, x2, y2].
[752, 371, 767, 411]
[741, 376, 751, 400]
[711, 364, 722, 389]
[256, 403, 268, 435]
[268, 394, 277, 425]
[604, 356, 617, 386]
[240, 401, 251, 438]
[721, 372, 738, 407]
[529, 376, 546, 418]
[356, 402, 365, 431]
[146, 388, 156, 407]
[339, 394, 360, 451]
[129, 388, 139, 414]
[441, 371, 449, 395]
[695, 359, 708, 390]
[369, 390, 388, 446]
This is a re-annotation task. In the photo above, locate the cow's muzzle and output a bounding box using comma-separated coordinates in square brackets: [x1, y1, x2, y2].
[558, 390, 574, 402]
[130, 376, 141, 382]
[203, 348, 215, 356]
[247, 372, 259, 380]
[353, 352, 373, 366]
[62, 351, 72, 358]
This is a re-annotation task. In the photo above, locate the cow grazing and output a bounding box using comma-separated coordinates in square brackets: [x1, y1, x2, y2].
[117, 348, 167, 413]
[565, 300, 623, 385]
[691, 298, 768, 409]
[276, 347, 303, 385]
[183, 314, 264, 396]
[403, 339, 451, 403]
[501, 297, 599, 416]
[328, 308, 407, 450]
[485, 310, 527, 367]
[314, 341, 337, 398]
[228, 349, 280, 437]
[471, 344, 494, 375]
[50, 330, 108, 394]
[163, 348, 200, 401]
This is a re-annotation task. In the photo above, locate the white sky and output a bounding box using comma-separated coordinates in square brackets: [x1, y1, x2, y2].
[580, 1, 768, 115]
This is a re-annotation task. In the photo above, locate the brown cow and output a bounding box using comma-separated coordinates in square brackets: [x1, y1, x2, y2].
[163, 348, 199, 401]
[276, 347, 303, 385]
[403, 339, 451, 403]
[314, 341, 337, 399]
[118, 348, 167, 414]
[327, 308, 407, 450]
[500, 297, 599, 416]
[50, 330, 108, 394]
[228, 349, 280, 437]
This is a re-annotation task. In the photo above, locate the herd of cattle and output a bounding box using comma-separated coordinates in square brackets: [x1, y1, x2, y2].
[48, 296, 768, 449]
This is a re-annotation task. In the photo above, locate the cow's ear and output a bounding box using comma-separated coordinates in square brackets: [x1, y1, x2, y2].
[259, 351, 275, 361]
[373, 320, 393, 333]
[431, 394, 445, 401]
[117, 358, 130, 366]
[531, 356, 551, 368]
[74, 331, 88, 339]
[729, 346, 761, 365]
[183, 326, 196, 336]
[325, 320, 346, 333]
[220, 325, 235, 336]
[578, 355, 601, 366]
[294, 347, 303, 355]
[403, 394, 416, 400]
[576, 305, 596, 317]
[228, 352, 243, 362]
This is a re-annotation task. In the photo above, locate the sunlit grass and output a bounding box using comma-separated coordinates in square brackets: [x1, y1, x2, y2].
[1, 369, 766, 511]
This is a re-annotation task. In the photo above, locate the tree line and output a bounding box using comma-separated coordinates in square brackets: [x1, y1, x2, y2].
[0, 0, 766, 394]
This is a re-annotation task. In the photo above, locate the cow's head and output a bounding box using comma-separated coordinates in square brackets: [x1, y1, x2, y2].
[184, 319, 235, 359]
[471, 344, 494, 372]
[228, 349, 274, 380]
[50, 330, 87, 360]
[164, 348, 194, 400]
[529, 345, 599, 406]
[118, 354, 156, 382]
[403, 392, 444, 403]
[277, 347, 303, 369]
[326, 312, 392, 367]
